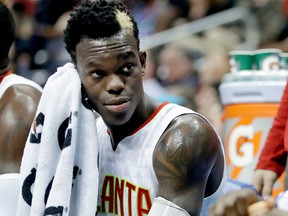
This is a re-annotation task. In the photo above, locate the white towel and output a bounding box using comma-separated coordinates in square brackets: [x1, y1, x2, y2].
[17, 63, 99, 216]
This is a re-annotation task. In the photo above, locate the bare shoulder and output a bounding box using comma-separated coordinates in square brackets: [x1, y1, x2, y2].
[152, 112, 223, 209]
[4, 84, 42, 100]
[154, 113, 221, 163]
[0, 84, 41, 124]
[1, 84, 41, 112]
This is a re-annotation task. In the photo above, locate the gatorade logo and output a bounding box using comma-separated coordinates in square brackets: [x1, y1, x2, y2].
[228, 124, 254, 167]
[30, 112, 45, 144]
[223, 103, 283, 194]
[226, 117, 262, 172]
[22, 168, 55, 206]
[58, 113, 73, 150]
[22, 168, 37, 205]
[262, 56, 279, 71]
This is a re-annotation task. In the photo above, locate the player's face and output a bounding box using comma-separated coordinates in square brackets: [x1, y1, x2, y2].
[76, 31, 146, 126]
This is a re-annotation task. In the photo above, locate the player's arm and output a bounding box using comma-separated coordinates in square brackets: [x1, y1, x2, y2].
[0, 84, 41, 173]
[152, 113, 223, 215]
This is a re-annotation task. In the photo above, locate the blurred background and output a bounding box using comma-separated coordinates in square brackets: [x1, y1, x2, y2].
[4, 0, 288, 137]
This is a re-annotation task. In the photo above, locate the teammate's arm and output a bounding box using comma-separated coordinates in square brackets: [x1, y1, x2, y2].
[0, 84, 41, 173]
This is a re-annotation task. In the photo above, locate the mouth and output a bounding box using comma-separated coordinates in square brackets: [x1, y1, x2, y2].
[104, 98, 130, 113]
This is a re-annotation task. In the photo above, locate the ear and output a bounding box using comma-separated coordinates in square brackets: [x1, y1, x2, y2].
[139, 51, 147, 76]
[139, 51, 147, 68]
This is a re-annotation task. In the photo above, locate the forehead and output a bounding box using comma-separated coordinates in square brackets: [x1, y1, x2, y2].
[76, 31, 138, 57]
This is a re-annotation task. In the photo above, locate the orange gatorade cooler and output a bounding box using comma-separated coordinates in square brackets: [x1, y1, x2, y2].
[219, 71, 288, 197]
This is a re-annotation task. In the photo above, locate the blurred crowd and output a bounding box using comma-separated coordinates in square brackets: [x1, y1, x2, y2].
[6, 0, 288, 137]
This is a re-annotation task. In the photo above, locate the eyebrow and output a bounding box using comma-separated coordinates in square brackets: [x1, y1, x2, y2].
[85, 51, 137, 68]
[117, 51, 136, 60]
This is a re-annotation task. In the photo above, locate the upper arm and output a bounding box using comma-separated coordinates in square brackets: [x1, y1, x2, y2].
[153, 113, 223, 215]
[0, 84, 41, 173]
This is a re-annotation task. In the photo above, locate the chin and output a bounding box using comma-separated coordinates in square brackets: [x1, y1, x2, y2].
[104, 113, 131, 126]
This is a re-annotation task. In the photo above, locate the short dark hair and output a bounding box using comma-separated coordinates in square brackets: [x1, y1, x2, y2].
[64, 0, 139, 63]
[0, 3, 16, 64]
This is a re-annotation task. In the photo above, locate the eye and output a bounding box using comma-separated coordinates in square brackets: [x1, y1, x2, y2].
[91, 70, 105, 78]
[121, 64, 134, 74]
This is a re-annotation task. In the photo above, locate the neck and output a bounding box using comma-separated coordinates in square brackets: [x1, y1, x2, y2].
[108, 95, 160, 150]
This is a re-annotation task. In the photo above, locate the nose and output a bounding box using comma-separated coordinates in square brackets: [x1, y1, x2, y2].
[106, 74, 124, 94]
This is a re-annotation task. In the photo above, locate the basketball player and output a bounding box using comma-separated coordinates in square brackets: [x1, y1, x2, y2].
[0, 2, 42, 173]
[18, 0, 226, 215]
[63, 1, 226, 215]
